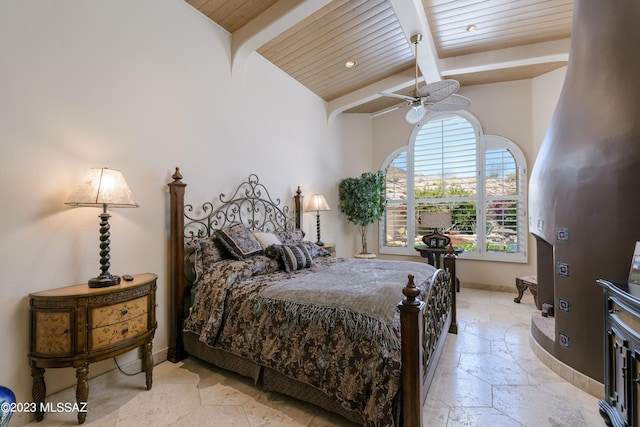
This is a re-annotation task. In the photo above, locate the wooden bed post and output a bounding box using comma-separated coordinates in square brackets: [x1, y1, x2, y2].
[168, 167, 188, 363]
[444, 248, 458, 334]
[398, 274, 425, 427]
[294, 186, 303, 231]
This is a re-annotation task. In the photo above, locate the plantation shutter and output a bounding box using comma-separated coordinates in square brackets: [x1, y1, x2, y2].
[380, 112, 527, 262]
[413, 115, 478, 251]
[484, 147, 522, 254]
[384, 151, 408, 247]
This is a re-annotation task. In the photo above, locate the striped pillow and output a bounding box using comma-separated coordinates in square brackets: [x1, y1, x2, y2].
[280, 244, 313, 272]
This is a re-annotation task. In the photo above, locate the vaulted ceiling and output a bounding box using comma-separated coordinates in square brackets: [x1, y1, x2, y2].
[186, 0, 572, 119]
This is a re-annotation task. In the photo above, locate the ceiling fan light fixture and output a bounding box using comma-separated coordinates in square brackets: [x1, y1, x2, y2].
[405, 105, 426, 124]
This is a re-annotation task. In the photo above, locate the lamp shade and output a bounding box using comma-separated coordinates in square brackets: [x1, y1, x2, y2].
[65, 168, 138, 208]
[420, 212, 451, 229]
[305, 194, 330, 212]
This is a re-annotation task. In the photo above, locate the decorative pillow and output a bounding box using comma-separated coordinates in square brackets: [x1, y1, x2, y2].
[184, 245, 198, 284]
[298, 240, 331, 258]
[264, 243, 283, 260]
[253, 231, 282, 249]
[186, 236, 228, 282]
[274, 229, 305, 245]
[216, 224, 263, 260]
[274, 243, 314, 273]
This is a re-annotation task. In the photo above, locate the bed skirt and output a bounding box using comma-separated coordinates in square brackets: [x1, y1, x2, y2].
[184, 330, 364, 424]
[184, 331, 261, 383]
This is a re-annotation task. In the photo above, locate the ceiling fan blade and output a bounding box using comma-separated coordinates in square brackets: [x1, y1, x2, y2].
[371, 100, 413, 118]
[405, 104, 426, 124]
[387, 102, 411, 112]
[424, 94, 471, 112]
[417, 80, 460, 103]
[379, 92, 418, 102]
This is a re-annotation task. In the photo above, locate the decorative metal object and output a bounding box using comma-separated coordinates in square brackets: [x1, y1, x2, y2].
[184, 174, 296, 240]
[422, 270, 451, 372]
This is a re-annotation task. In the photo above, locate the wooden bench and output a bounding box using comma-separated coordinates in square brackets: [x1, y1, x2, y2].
[514, 275, 540, 309]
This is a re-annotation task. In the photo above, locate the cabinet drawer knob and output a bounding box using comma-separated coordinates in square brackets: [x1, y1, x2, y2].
[122, 327, 129, 335]
[121, 309, 129, 315]
[63, 328, 69, 334]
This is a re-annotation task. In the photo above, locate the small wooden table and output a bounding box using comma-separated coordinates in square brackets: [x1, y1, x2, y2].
[514, 275, 540, 309]
[415, 245, 463, 291]
[29, 273, 157, 424]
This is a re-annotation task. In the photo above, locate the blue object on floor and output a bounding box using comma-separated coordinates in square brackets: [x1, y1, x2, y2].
[0, 385, 16, 427]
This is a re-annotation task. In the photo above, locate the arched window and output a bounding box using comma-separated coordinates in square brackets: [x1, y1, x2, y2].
[380, 111, 527, 262]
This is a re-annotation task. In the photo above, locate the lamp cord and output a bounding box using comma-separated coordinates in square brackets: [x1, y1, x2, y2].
[113, 356, 143, 376]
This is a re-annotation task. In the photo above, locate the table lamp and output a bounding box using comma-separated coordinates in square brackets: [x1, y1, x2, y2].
[65, 168, 138, 287]
[305, 194, 330, 246]
[420, 211, 452, 249]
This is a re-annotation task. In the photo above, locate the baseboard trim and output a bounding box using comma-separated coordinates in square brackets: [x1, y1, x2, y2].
[528, 327, 604, 399]
[461, 281, 516, 294]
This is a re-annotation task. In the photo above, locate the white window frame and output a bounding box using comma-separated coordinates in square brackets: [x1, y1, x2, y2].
[379, 111, 528, 263]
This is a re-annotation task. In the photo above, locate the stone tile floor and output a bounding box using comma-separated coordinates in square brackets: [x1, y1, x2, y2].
[22, 288, 603, 426]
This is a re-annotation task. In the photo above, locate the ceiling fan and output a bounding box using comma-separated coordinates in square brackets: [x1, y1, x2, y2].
[380, 34, 471, 124]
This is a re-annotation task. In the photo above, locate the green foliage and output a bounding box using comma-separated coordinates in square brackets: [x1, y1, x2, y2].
[414, 181, 477, 232]
[338, 171, 386, 253]
[414, 181, 473, 199]
[487, 243, 514, 253]
[457, 243, 514, 253]
[338, 171, 386, 227]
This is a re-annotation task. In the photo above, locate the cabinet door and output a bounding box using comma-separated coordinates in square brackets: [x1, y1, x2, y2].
[32, 309, 73, 357]
[609, 327, 630, 425]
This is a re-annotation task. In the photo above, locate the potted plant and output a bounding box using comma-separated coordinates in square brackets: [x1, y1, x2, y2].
[338, 171, 386, 257]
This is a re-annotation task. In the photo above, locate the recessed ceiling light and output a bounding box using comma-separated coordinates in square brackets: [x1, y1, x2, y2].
[344, 60, 357, 68]
[466, 24, 477, 33]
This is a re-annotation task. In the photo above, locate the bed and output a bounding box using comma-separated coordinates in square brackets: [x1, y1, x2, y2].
[166, 168, 458, 426]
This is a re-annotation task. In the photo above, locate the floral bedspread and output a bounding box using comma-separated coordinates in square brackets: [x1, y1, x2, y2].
[184, 255, 437, 426]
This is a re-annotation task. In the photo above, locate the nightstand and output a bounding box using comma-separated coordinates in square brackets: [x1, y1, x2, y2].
[29, 273, 157, 424]
[321, 243, 336, 256]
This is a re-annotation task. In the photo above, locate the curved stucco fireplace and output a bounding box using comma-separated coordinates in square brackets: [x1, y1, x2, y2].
[528, 0, 640, 382]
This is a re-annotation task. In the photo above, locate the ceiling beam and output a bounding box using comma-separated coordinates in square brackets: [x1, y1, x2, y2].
[386, 0, 441, 83]
[329, 38, 571, 120]
[326, 68, 415, 122]
[231, 0, 333, 71]
[439, 39, 570, 77]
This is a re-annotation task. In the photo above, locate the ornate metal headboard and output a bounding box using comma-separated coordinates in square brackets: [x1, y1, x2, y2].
[183, 173, 303, 240]
[167, 167, 303, 362]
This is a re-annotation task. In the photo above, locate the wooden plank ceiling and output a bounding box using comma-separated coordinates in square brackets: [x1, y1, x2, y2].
[187, 0, 573, 115]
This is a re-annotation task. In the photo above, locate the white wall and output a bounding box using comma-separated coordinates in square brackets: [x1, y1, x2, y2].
[330, 114, 374, 256]
[0, 0, 361, 416]
[370, 74, 567, 290]
[532, 66, 567, 165]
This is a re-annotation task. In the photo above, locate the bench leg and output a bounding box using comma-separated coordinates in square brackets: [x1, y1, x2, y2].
[530, 286, 541, 310]
[514, 279, 526, 303]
